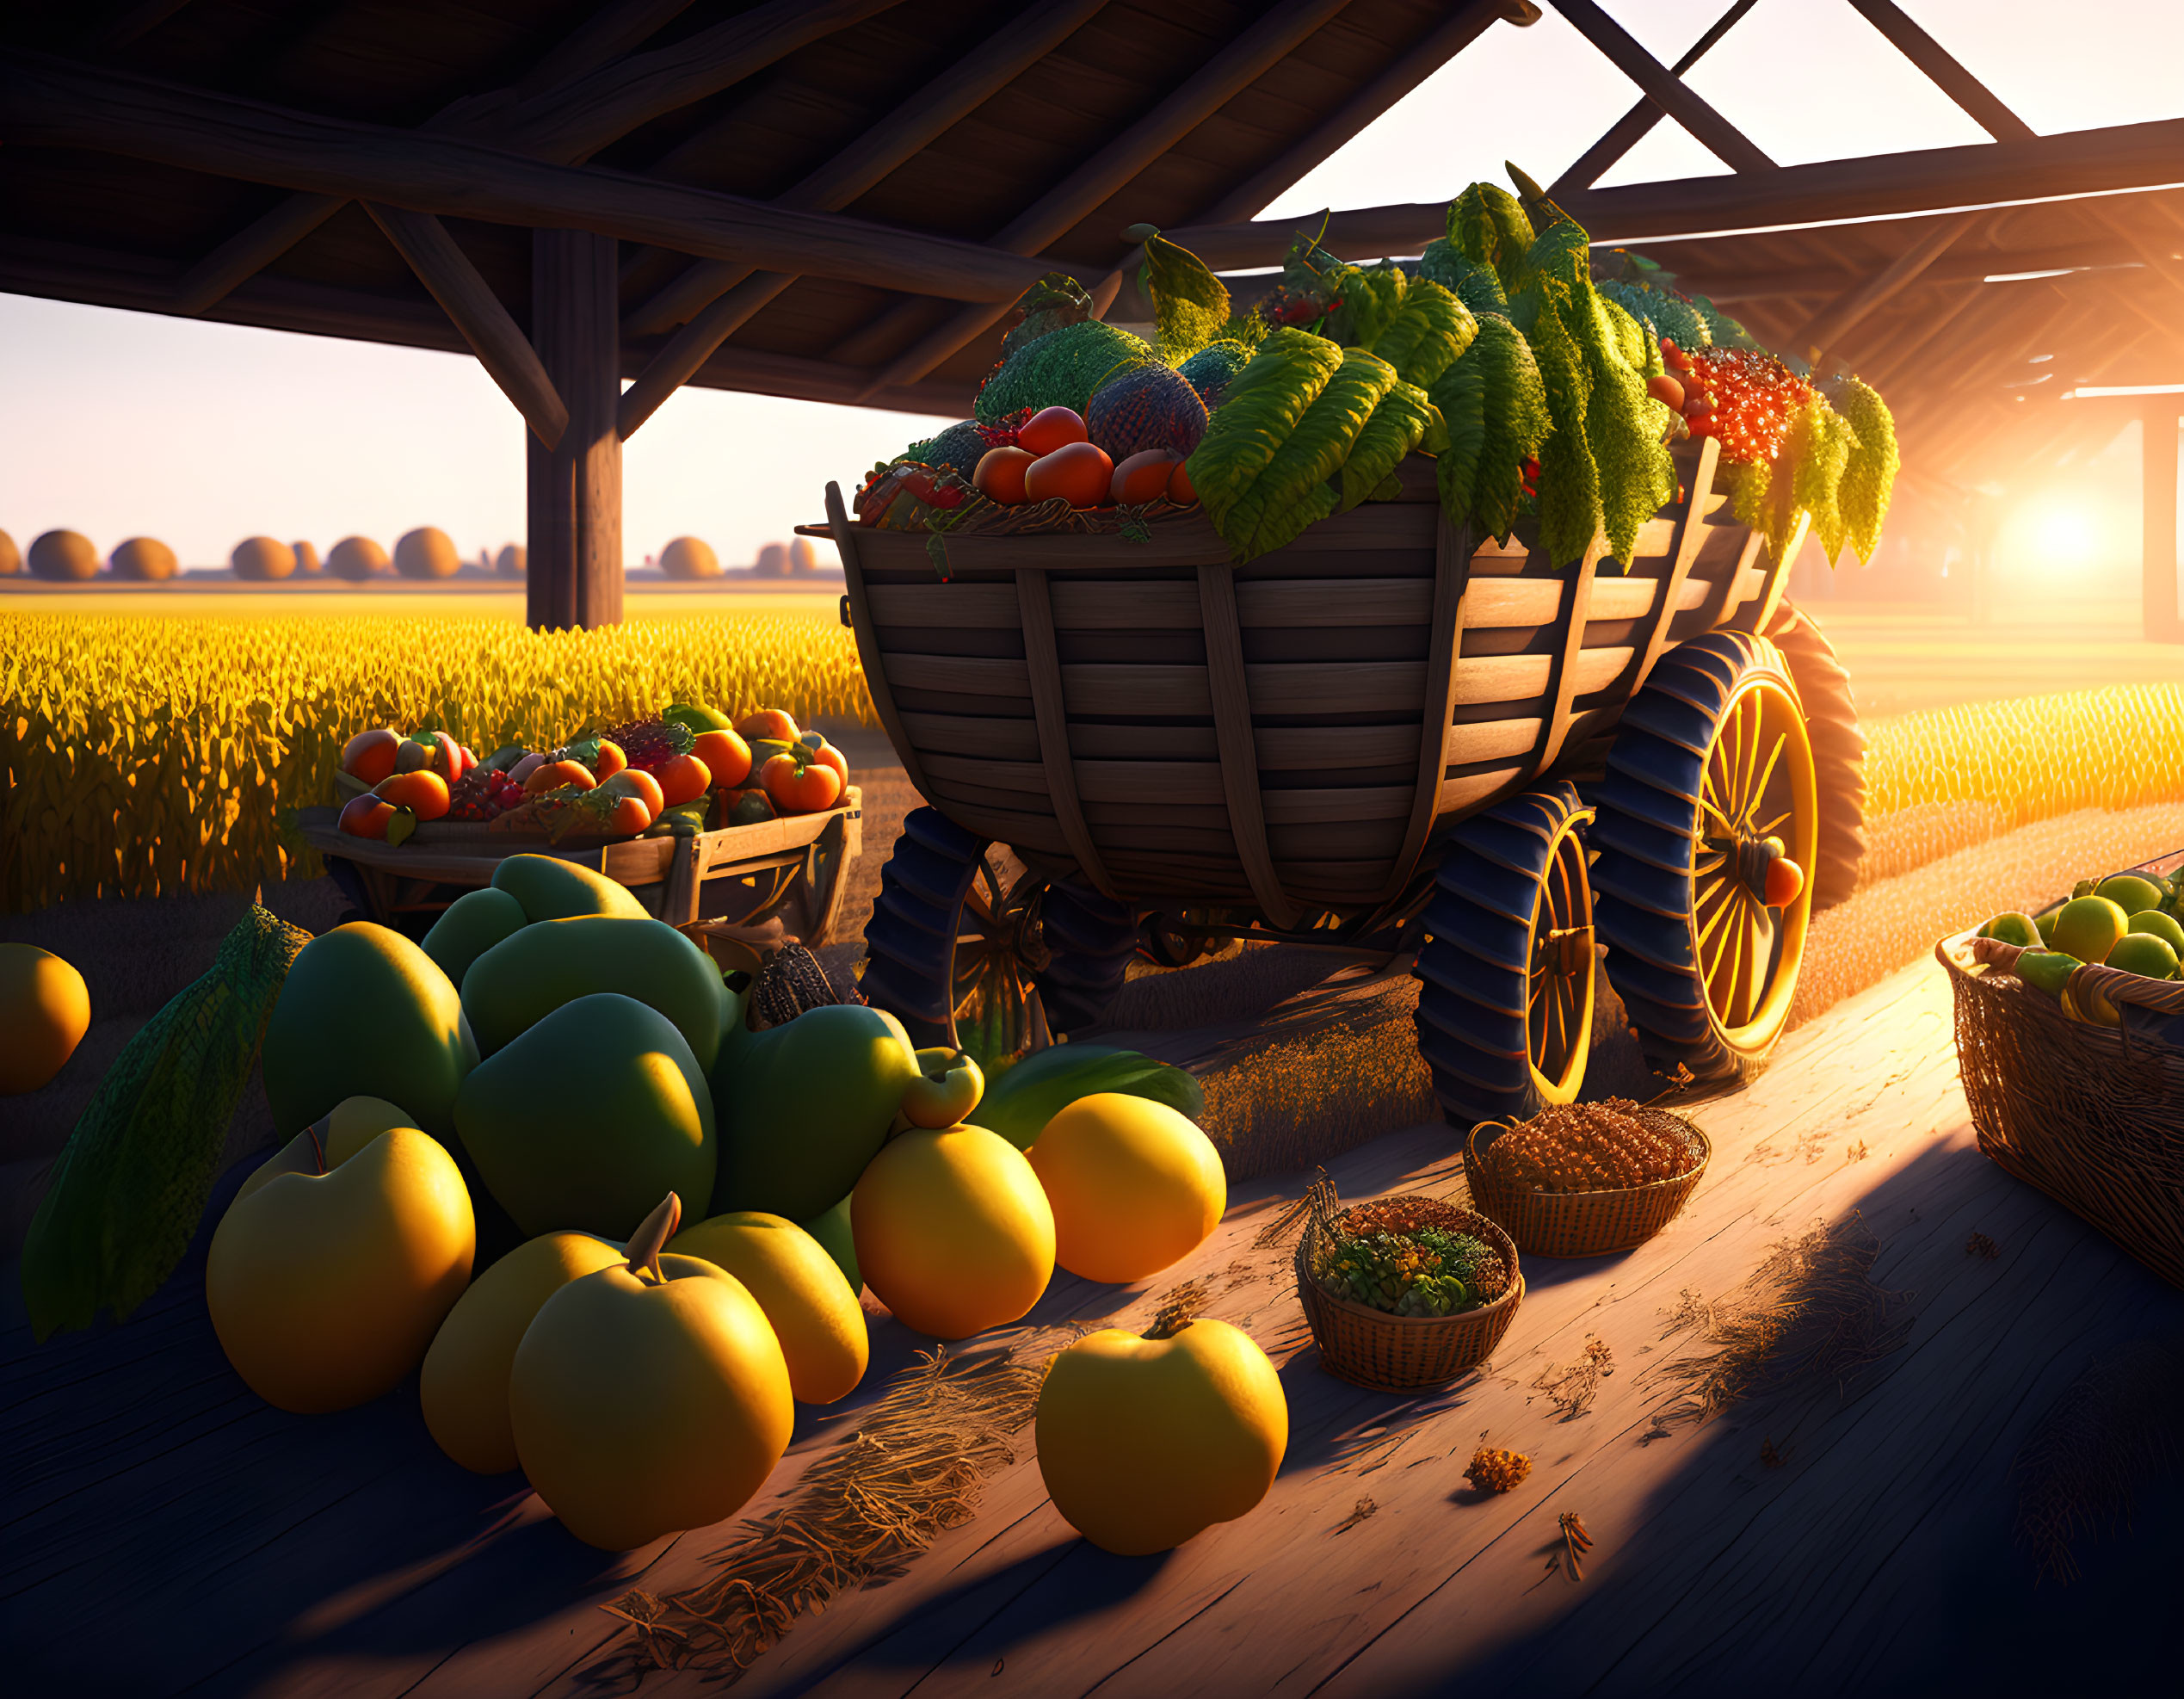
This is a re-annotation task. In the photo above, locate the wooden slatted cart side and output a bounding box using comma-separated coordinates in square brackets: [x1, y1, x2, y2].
[828, 435, 1798, 926]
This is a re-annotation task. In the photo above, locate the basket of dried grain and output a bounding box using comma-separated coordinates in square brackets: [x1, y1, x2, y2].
[1465, 1099, 1709, 1258]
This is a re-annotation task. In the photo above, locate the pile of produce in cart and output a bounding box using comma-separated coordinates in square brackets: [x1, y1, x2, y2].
[834, 168, 1897, 1133]
[333, 703, 851, 845]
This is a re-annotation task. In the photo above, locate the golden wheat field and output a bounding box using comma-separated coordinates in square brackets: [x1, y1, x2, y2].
[0, 609, 872, 911]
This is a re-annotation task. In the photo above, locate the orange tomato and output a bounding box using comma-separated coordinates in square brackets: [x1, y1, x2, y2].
[589, 738, 627, 779]
[1017, 406, 1088, 458]
[522, 759, 596, 796]
[601, 767, 665, 815]
[736, 708, 800, 744]
[692, 728, 751, 788]
[337, 794, 397, 839]
[373, 769, 451, 821]
[656, 752, 713, 807]
[762, 751, 843, 814]
[1110, 449, 1181, 506]
[1025, 442, 1114, 510]
[341, 728, 400, 784]
[973, 446, 1036, 505]
[1168, 458, 1197, 504]
[606, 795, 652, 836]
[799, 733, 848, 789]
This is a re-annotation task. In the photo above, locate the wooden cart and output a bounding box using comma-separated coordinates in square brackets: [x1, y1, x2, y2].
[827, 436, 1866, 1128]
[297, 792, 861, 946]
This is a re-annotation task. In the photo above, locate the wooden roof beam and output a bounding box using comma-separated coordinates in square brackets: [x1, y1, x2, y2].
[1192, 1, 1540, 228]
[1547, 0, 1757, 197]
[1800, 210, 1983, 376]
[1845, 1, 2036, 144]
[1544, 0, 1775, 175]
[510, 0, 697, 105]
[0, 50, 1056, 303]
[363, 203, 568, 449]
[848, 0, 1360, 398]
[622, 0, 1109, 341]
[92, 1, 196, 52]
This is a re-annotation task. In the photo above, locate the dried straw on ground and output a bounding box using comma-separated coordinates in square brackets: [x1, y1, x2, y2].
[2011, 1336, 2184, 1585]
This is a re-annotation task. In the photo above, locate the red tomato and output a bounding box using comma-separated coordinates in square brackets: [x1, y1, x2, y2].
[338, 794, 397, 839]
[1168, 458, 1198, 504]
[602, 767, 665, 815]
[736, 708, 799, 744]
[799, 732, 849, 788]
[341, 728, 400, 784]
[522, 758, 595, 796]
[1646, 372, 1685, 411]
[1016, 406, 1087, 458]
[589, 738, 627, 779]
[1110, 449, 1181, 505]
[373, 769, 451, 820]
[606, 795, 652, 836]
[691, 728, 750, 788]
[1024, 442, 1114, 509]
[763, 751, 844, 814]
[1764, 855, 1806, 909]
[973, 446, 1036, 505]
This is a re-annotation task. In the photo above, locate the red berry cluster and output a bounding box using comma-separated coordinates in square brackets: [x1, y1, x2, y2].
[446, 766, 527, 822]
[1677, 343, 1811, 466]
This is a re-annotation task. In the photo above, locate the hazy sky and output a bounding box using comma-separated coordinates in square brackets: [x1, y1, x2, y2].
[3, 0, 2179, 571]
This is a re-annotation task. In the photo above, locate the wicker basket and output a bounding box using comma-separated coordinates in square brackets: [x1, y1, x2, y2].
[1293, 1195, 1525, 1391]
[1463, 1109, 1710, 1258]
[1938, 928, 2184, 1290]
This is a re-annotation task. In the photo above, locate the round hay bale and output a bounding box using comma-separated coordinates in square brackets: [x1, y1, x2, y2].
[293, 541, 322, 575]
[231, 536, 296, 581]
[327, 535, 389, 580]
[789, 537, 819, 575]
[109, 537, 178, 581]
[28, 530, 99, 582]
[496, 542, 526, 578]
[754, 541, 787, 578]
[660, 536, 719, 580]
[0, 530, 22, 576]
[394, 526, 460, 579]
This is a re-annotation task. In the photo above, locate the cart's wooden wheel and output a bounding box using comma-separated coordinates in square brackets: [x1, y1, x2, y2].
[861, 807, 1138, 1052]
[1592, 632, 1818, 1083]
[1415, 782, 1597, 1132]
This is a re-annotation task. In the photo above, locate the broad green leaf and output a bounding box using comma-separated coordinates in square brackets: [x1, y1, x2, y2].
[1140, 232, 1232, 367]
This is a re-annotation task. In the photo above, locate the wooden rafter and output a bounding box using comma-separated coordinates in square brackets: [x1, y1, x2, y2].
[1545, 0, 1775, 175]
[1798, 212, 1983, 374]
[92, 0, 195, 51]
[1845, 1, 2037, 144]
[845, 0, 1358, 397]
[1548, 0, 1758, 196]
[0, 50, 1056, 305]
[509, 0, 697, 105]
[623, 0, 1110, 340]
[363, 203, 569, 449]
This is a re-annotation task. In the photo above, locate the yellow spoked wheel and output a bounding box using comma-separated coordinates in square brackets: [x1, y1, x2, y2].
[1592, 633, 1818, 1082]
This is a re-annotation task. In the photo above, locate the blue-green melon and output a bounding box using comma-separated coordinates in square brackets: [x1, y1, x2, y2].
[261, 923, 477, 1142]
[490, 853, 649, 923]
[799, 1195, 860, 1292]
[454, 992, 713, 1239]
[1087, 363, 1209, 461]
[423, 887, 528, 990]
[461, 915, 723, 1072]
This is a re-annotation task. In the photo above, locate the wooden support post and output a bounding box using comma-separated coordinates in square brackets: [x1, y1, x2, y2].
[527, 230, 622, 631]
[2144, 405, 2181, 643]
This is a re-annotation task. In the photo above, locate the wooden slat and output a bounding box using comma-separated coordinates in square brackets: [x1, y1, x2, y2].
[1385, 506, 1473, 905]
[884, 652, 1031, 698]
[898, 711, 1039, 762]
[864, 583, 1020, 627]
[1048, 580, 1203, 628]
[1015, 568, 1117, 899]
[1445, 718, 1542, 767]
[1524, 529, 1607, 781]
[1256, 723, 1419, 770]
[1233, 578, 1434, 627]
[1440, 765, 1527, 812]
[1461, 578, 1561, 628]
[829, 483, 932, 797]
[1675, 576, 1712, 612]
[1069, 722, 1221, 762]
[1268, 820, 1404, 860]
[917, 752, 1048, 794]
[1623, 514, 1680, 559]
[1244, 662, 1428, 716]
[1199, 562, 1299, 930]
[1076, 761, 1226, 805]
[1084, 800, 1231, 831]
[931, 800, 1070, 856]
[1249, 503, 1438, 553]
[1452, 653, 1552, 706]
[1589, 576, 1659, 620]
[1549, 0, 1777, 173]
[1061, 664, 1213, 716]
[1262, 787, 1414, 825]
[1568, 646, 1637, 696]
[902, 523, 1231, 572]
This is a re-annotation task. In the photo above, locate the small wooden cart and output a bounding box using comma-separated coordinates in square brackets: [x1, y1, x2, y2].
[296, 792, 862, 944]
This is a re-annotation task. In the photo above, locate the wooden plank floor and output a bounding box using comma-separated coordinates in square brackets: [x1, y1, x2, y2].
[5, 955, 2181, 1697]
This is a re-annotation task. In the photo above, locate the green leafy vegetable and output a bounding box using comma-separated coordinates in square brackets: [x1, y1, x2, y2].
[1449, 183, 1535, 296]
[1530, 284, 1601, 567]
[1367, 278, 1477, 391]
[999, 273, 1095, 364]
[976, 319, 1156, 423]
[974, 1044, 1205, 1152]
[1225, 346, 1398, 557]
[1327, 261, 1408, 350]
[1418, 239, 1509, 318]
[1139, 232, 1232, 368]
[1340, 380, 1438, 512]
[1430, 352, 1487, 525]
[1829, 375, 1899, 564]
[1188, 328, 1345, 551]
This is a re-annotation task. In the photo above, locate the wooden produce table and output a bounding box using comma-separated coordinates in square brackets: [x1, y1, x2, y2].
[298, 789, 861, 942]
[5, 955, 2181, 1695]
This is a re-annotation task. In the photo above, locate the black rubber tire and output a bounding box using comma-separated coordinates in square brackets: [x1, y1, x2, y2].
[1592, 631, 1817, 1084]
[1764, 599, 1867, 911]
[859, 807, 1138, 1046]
[1414, 781, 1595, 1133]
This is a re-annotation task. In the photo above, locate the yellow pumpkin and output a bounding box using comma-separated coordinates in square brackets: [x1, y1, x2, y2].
[420, 1230, 626, 1473]
[0, 942, 91, 1095]
[1035, 1318, 1286, 1555]
[1027, 1093, 1225, 1284]
[207, 1128, 475, 1413]
[509, 1202, 793, 1550]
[668, 1211, 868, 1404]
[853, 1126, 1054, 1339]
